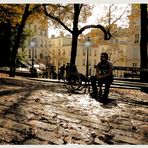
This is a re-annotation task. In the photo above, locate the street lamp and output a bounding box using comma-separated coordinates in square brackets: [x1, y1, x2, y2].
[84, 37, 91, 78]
[30, 38, 36, 69]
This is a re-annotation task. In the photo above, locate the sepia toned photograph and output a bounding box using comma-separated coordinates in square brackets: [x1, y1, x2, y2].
[0, 1, 147, 145]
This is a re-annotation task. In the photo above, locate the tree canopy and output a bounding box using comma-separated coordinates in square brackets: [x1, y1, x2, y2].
[43, 4, 111, 65]
[0, 4, 111, 76]
[0, 4, 45, 76]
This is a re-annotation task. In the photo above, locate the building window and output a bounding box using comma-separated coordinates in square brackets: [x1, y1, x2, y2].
[133, 63, 137, 68]
[40, 53, 43, 59]
[94, 59, 96, 65]
[63, 49, 65, 55]
[83, 49, 85, 56]
[45, 41, 47, 47]
[89, 50, 91, 56]
[41, 40, 43, 47]
[133, 48, 138, 59]
[83, 59, 85, 65]
[94, 49, 96, 56]
[35, 49, 37, 59]
[134, 34, 139, 43]
[89, 59, 91, 65]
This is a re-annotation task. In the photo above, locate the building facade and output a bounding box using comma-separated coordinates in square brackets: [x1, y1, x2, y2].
[126, 4, 141, 68]
[18, 18, 50, 70]
[49, 32, 102, 76]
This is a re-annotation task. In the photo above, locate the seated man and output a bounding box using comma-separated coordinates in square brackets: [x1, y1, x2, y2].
[90, 52, 113, 103]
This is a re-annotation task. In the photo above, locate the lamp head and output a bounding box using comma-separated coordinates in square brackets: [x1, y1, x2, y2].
[84, 37, 91, 47]
[30, 38, 36, 48]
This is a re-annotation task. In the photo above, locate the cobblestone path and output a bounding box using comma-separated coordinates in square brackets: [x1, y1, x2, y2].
[0, 77, 148, 144]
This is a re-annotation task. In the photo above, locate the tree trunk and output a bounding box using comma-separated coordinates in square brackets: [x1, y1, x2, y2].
[140, 4, 148, 93]
[70, 4, 80, 66]
[0, 21, 11, 67]
[9, 4, 30, 77]
[70, 33, 79, 65]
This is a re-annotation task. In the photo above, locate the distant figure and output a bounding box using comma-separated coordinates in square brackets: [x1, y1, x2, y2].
[66, 63, 70, 77]
[58, 64, 66, 80]
[30, 67, 37, 77]
[43, 71, 48, 78]
[90, 52, 113, 103]
[50, 65, 57, 79]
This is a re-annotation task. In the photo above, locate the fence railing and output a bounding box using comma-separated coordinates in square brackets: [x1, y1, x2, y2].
[112, 66, 146, 79]
[113, 66, 148, 72]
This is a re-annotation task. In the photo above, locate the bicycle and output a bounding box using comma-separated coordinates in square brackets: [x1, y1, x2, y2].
[64, 72, 91, 93]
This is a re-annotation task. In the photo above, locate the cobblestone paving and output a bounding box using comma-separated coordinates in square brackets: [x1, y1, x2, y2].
[0, 77, 148, 145]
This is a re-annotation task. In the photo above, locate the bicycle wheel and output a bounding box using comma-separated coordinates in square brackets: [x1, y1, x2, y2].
[64, 72, 82, 91]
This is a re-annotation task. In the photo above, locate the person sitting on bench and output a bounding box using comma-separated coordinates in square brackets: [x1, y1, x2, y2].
[90, 52, 113, 103]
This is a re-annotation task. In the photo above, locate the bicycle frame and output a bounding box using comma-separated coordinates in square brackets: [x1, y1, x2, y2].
[64, 72, 91, 92]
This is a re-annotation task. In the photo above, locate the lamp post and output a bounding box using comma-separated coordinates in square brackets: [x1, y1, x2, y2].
[30, 38, 36, 69]
[30, 38, 36, 77]
[84, 37, 91, 78]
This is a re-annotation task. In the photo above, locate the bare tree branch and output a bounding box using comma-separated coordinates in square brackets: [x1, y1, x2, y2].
[79, 24, 112, 40]
[79, 4, 83, 10]
[111, 5, 129, 25]
[43, 4, 72, 34]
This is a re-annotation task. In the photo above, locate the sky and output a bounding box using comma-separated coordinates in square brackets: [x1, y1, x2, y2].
[48, 4, 131, 37]
[87, 4, 131, 26]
